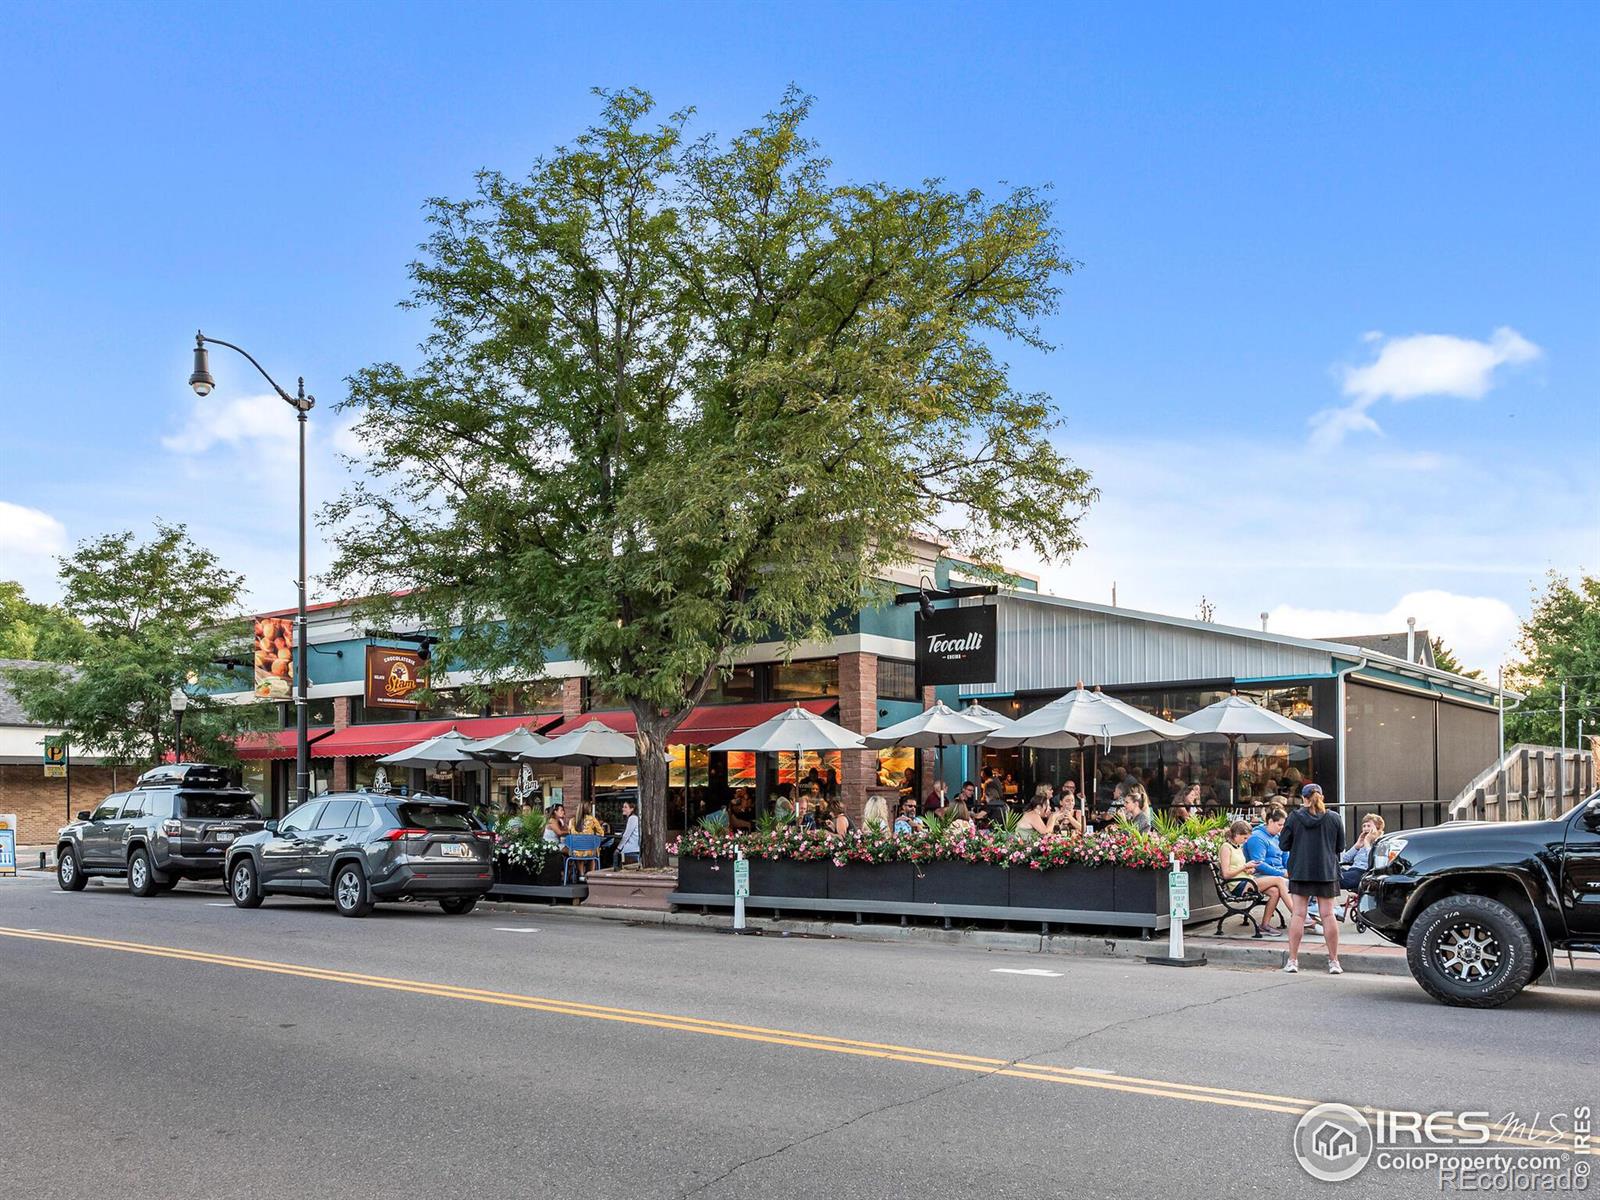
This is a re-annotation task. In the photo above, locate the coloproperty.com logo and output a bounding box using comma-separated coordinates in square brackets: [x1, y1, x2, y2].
[1293, 1103, 1593, 1187]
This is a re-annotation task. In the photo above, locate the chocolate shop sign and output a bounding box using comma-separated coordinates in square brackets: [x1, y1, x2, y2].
[915, 604, 998, 686]
[364, 646, 428, 710]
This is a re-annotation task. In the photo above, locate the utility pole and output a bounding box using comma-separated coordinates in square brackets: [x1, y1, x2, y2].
[1559, 681, 1568, 809]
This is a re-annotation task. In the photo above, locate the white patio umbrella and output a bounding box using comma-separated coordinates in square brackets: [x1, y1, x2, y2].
[461, 726, 550, 763]
[709, 706, 866, 812]
[864, 702, 993, 798]
[1175, 692, 1330, 805]
[377, 728, 478, 767]
[525, 719, 640, 766]
[983, 684, 1191, 794]
[959, 702, 1021, 734]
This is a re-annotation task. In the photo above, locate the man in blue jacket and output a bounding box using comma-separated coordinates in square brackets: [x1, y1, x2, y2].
[1244, 807, 1289, 878]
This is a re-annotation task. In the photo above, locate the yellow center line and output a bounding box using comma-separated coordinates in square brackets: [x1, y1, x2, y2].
[0, 925, 1589, 1151]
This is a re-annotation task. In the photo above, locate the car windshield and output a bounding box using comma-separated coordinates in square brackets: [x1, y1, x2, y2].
[397, 803, 472, 831]
[178, 793, 259, 820]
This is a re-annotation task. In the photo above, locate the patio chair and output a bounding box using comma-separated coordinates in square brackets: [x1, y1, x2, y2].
[563, 834, 603, 885]
[1209, 861, 1279, 937]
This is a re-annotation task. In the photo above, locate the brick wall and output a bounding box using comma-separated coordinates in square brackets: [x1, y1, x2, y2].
[561, 678, 584, 805]
[330, 696, 353, 791]
[836, 651, 878, 824]
[0, 763, 127, 847]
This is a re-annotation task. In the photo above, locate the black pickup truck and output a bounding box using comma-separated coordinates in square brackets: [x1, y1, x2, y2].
[1357, 791, 1600, 1006]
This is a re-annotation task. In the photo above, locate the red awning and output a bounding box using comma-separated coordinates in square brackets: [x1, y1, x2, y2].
[311, 713, 552, 759]
[539, 699, 838, 745]
[237, 727, 335, 761]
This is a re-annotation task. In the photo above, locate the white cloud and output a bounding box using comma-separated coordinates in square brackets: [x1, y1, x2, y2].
[1267, 590, 1521, 676]
[0, 500, 68, 600]
[163, 392, 299, 470]
[1310, 327, 1541, 450]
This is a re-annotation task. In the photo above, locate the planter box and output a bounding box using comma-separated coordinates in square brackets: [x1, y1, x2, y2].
[1113, 862, 1209, 914]
[749, 858, 829, 900]
[677, 856, 733, 895]
[912, 860, 1010, 908]
[827, 862, 914, 904]
[496, 855, 568, 888]
[1007, 863, 1116, 912]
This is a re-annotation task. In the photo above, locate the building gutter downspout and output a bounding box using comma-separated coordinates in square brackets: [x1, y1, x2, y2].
[1335, 657, 1368, 814]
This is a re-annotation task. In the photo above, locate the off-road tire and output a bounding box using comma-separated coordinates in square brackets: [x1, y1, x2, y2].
[1405, 893, 1535, 1008]
[57, 846, 88, 891]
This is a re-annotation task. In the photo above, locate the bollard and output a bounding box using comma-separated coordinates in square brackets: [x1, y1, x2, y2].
[39, 851, 48, 871]
[1147, 858, 1207, 968]
[731, 848, 750, 934]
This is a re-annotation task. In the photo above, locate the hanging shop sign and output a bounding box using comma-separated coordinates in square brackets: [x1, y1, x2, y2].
[916, 604, 998, 687]
[253, 615, 294, 701]
[43, 735, 67, 779]
[365, 646, 427, 711]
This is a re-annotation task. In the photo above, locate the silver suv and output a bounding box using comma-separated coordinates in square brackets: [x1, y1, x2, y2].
[56, 763, 264, 896]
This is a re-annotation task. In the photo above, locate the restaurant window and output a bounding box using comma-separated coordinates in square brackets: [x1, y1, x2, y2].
[487, 763, 564, 814]
[876, 745, 916, 792]
[240, 763, 268, 806]
[776, 749, 842, 793]
[280, 698, 336, 727]
[771, 658, 839, 700]
[418, 688, 482, 720]
[583, 678, 628, 711]
[704, 665, 761, 705]
[491, 679, 564, 715]
[350, 696, 418, 725]
[878, 660, 917, 702]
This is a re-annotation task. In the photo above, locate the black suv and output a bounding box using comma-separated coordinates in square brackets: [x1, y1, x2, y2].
[225, 793, 494, 917]
[1358, 791, 1600, 1007]
[56, 763, 264, 896]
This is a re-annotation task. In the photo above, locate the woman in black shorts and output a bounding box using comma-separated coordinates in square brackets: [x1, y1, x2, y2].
[1277, 783, 1347, 975]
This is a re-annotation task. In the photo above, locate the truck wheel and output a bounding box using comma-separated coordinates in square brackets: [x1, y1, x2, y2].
[127, 848, 160, 897]
[57, 847, 88, 891]
[1406, 894, 1535, 1008]
[439, 897, 477, 915]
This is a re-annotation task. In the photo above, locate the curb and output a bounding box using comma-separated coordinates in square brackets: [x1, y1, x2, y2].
[473, 897, 1413, 976]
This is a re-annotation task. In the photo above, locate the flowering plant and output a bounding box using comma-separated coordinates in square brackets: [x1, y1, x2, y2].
[674, 822, 1220, 870]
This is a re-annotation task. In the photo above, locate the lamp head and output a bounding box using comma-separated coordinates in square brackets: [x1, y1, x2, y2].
[169, 687, 190, 714]
[188, 333, 214, 397]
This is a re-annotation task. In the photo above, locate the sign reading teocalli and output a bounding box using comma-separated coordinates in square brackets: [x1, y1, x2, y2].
[0, 813, 16, 877]
[364, 646, 428, 711]
[915, 603, 998, 687]
[43, 735, 67, 779]
[733, 858, 750, 898]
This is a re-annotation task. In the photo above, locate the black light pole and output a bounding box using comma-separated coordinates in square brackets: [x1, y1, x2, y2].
[189, 331, 314, 810]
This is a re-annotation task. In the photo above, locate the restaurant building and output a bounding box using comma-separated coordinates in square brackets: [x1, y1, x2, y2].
[232, 537, 1502, 834]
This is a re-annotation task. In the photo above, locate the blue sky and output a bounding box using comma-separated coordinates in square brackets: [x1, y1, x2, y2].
[2, 1, 1595, 670]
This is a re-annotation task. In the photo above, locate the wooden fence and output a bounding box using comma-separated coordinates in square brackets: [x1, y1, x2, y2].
[1450, 743, 1597, 823]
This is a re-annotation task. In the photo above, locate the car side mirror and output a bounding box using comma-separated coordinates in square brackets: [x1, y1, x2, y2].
[1583, 804, 1600, 831]
[77, 810, 92, 821]
[265, 820, 280, 834]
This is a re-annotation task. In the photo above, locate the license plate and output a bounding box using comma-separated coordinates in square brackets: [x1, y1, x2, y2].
[437, 843, 470, 858]
[214, 832, 234, 843]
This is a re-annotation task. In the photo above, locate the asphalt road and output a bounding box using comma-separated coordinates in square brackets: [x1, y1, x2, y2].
[2, 872, 1594, 1200]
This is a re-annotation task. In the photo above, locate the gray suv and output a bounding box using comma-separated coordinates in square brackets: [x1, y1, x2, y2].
[56, 763, 265, 896]
[225, 793, 494, 917]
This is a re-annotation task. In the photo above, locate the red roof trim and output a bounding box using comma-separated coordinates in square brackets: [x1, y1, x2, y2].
[235, 713, 546, 760]
[236, 727, 336, 761]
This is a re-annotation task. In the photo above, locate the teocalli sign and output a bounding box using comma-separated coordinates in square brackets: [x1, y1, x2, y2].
[915, 604, 997, 687]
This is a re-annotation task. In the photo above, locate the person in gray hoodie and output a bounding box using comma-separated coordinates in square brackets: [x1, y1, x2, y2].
[1277, 783, 1347, 975]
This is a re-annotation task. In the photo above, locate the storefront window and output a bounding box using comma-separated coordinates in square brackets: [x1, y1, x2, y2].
[491, 679, 564, 715]
[704, 665, 760, 705]
[350, 696, 418, 724]
[878, 660, 917, 702]
[280, 698, 336, 726]
[240, 763, 267, 807]
[876, 745, 916, 792]
[775, 749, 841, 791]
[772, 659, 839, 700]
[487, 763, 564, 814]
[418, 688, 481, 720]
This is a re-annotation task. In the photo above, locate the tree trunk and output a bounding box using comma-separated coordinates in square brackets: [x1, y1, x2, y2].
[631, 704, 676, 869]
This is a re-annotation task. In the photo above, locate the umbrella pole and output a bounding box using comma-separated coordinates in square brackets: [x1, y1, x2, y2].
[1230, 735, 1239, 812]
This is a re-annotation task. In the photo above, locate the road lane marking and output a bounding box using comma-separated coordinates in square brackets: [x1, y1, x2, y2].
[494, 928, 542, 933]
[991, 968, 1063, 977]
[0, 924, 1587, 1152]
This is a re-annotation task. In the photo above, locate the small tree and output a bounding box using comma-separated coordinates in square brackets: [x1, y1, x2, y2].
[1428, 635, 1483, 680]
[1504, 571, 1600, 747]
[326, 89, 1096, 866]
[0, 580, 82, 660]
[4, 523, 270, 768]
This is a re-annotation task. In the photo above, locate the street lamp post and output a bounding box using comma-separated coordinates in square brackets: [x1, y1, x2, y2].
[169, 686, 189, 763]
[189, 331, 315, 810]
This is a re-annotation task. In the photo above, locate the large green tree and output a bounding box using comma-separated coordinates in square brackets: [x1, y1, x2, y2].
[1429, 635, 1483, 680]
[4, 523, 270, 768]
[0, 580, 82, 661]
[326, 89, 1096, 865]
[1504, 571, 1600, 748]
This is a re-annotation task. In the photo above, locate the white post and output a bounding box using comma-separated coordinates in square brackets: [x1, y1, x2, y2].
[1168, 858, 1185, 961]
[1560, 682, 1568, 810]
[733, 846, 746, 932]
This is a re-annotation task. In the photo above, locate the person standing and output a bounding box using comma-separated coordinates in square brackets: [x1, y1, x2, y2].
[1278, 784, 1347, 974]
